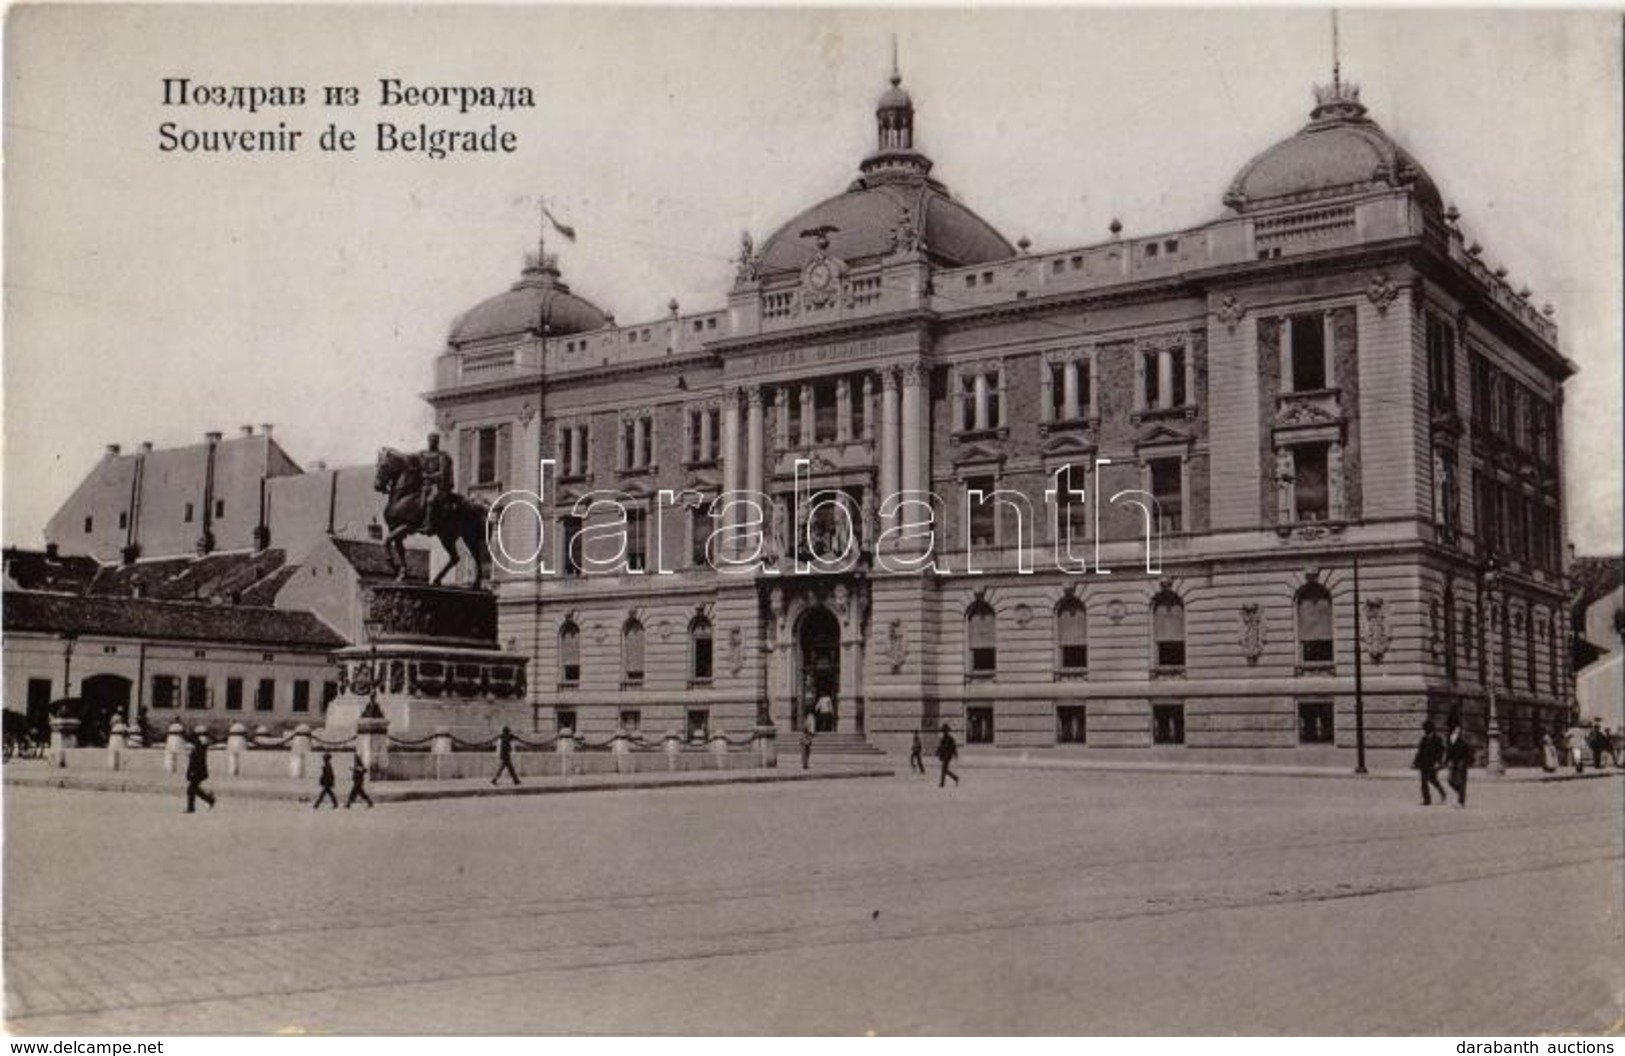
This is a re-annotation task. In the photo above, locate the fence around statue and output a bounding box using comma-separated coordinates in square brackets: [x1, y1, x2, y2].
[37, 718, 779, 781]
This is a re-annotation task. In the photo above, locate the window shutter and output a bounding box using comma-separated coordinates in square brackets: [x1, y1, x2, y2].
[1152, 597, 1184, 642]
[968, 606, 996, 650]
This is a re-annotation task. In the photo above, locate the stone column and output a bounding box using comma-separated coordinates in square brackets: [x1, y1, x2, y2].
[774, 387, 789, 451]
[746, 387, 765, 497]
[356, 712, 390, 779]
[837, 378, 852, 442]
[290, 724, 312, 779]
[1158, 347, 1175, 409]
[699, 407, 714, 464]
[800, 385, 815, 448]
[556, 728, 576, 776]
[880, 368, 902, 537]
[1063, 360, 1081, 420]
[721, 388, 742, 555]
[633, 417, 648, 468]
[861, 374, 876, 441]
[164, 722, 186, 773]
[901, 362, 924, 496]
[972, 373, 989, 431]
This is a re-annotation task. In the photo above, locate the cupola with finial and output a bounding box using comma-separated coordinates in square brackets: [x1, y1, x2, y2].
[860, 36, 933, 180]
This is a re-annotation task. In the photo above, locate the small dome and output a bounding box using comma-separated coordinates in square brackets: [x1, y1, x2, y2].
[1224, 84, 1441, 214]
[449, 256, 610, 346]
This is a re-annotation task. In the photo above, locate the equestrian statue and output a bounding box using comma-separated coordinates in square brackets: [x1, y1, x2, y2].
[375, 433, 491, 589]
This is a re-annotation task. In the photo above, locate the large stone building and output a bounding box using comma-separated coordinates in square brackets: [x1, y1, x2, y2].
[424, 58, 1576, 765]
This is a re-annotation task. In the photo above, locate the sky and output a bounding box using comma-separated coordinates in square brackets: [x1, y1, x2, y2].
[4, 6, 1620, 553]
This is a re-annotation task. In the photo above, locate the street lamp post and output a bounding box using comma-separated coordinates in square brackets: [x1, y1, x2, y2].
[1479, 560, 1506, 775]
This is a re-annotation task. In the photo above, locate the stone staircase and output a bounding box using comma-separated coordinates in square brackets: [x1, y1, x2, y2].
[798, 732, 891, 759]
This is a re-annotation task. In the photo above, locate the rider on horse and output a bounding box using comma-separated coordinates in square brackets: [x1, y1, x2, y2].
[419, 433, 455, 534]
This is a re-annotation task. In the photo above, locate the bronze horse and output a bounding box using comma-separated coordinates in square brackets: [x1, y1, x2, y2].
[375, 447, 490, 588]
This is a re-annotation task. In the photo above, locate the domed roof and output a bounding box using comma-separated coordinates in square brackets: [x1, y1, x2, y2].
[449, 256, 609, 346]
[758, 180, 1014, 276]
[755, 62, 1014, 277]
[1224, 84, 1441, 214]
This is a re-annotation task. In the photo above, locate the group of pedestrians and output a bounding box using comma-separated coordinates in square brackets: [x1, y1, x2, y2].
[1412, 719, 1474, 807]
[180, 732, 373, 813]
[908, 724, 959, 787]
[1542, 721, 1621, 773]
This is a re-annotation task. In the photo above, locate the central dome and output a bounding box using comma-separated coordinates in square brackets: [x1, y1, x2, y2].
[1224, 83, 1441, 214]
[756, 63, 1013, 277]
[449, 255, 610, 347]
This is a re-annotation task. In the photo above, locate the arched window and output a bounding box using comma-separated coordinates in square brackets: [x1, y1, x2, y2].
[1296, 583, 1334, 665]
[967, 602, 997, 676]
[558, 620, 581, 686]
[690, 616, 714, 683]
[1056, 597, 1088, 672]
[622, 618, 645, 686]
[1152, 592, 1185, 668]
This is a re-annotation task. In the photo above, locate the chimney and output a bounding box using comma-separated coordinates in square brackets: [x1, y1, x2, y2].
[140, 441, 154, 453]
[240, 425, 255, 438]
[205, 431, 223, 445]
[105, 443, 122, 456]
[260, 423, 274, 436]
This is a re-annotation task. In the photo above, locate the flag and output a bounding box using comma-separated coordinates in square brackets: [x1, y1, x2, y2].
[541, 202, 577, 242]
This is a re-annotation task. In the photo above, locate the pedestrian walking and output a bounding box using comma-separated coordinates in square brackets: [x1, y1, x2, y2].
[936, 722, 960, 788]
[1540, 732, 1559, 773]
[1411, 719, 1448, 806]
[1444, 725, 1473, 808]
[800, 712, 815, 770]
[184, 733, 216, 813]
[313, 752, 339, 809]
[908, 729, 925, 774]
[1565, 725, 1586, 773]
[346, 754, 374, 809]
[492, 725, 521, 785]
[1586, 721, 1608, 770]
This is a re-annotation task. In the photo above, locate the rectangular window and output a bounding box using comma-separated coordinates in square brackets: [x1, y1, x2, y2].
[476, 426, 499, 485]
[1438, 448, 1460, 543]
[1054, 464, 1091, 548]
[1152, 703, 1186, 745]
[1149, 458, 1183, 532]
[27, 678, 54, 725]
[625, 508, 648, 572]
[692, 628, 714, 683]
[183, 502, 194, 524]
[225, 677, 244, 711]
[560, 516, 583, 577]
[620, 415, 654, 471]
[83, 515, 93, 533]
[1428, 314, 1457, 411]
[690, 505, 711, 567]
[1288, 313, 1327, 391]
[957, 369, 1003, 431]
[620, 709, 642, 733]
[213, 499, 225, 520]
[1298, 700, 1335, 743]
[1293, 443, 1331, 522]
[254, 678, 275, 712]
[151, 675, 178, 709]
[185, 675, 209, 711]
[292, 680, 311, 713]
[558, 424, 590, 479]
[686, 708, 710, 743]
[814, 381, 838, 443]
[967, 475, 997, 548]
[966, 706, 995, 745]
[556, 708, 577, 736]
[1057, 705, 1087, 744]
[119, 511, 128, 530]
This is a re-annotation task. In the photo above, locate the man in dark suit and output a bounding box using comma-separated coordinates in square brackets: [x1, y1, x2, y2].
[313, 752, 340, 809]
[1412, 719, 1448, 806]
[184, 733, 215, 813]
[492, 726, 520, 786]
[936, 722, 960, 788]
[1444, 725, 1474, 808]
[346, 754, 374, 809]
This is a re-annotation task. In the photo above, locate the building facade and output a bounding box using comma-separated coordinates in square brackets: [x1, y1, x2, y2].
[415, 65, 1571, 762]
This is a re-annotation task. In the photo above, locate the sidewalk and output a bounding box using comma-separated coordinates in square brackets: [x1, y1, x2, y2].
[953, 752, 1625, 783]
[2, 759, 895, 803]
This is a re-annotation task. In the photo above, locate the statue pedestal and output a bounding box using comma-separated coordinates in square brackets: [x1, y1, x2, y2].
[321, 584, 530, 741]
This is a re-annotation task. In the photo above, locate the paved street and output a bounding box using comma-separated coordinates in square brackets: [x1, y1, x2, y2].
[4, 768, 1621, 1035]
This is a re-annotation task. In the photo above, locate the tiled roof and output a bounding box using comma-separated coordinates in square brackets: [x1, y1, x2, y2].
[1572, 555, 1624, 614]
[329, 537, 430, 581]
[2, 590, 345, 649]
[1, 548, 103, 593]
[87, 549, 291, 603]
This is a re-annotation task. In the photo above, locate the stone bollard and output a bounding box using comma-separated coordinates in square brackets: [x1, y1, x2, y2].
[164, 722, 186, 773]
[710, 732, 730, 771]
[226, 722, 248, 777]
[612, 733, 634, 774]
[289, 725, 312, 779]
[556, 727, 575, 777]
[664, 731, 682, 772]
[432, 727, 453, 781]
[754, 723, 778, 769]
[48, 716, 80, 769]
[355, 713, 390, 779]
[107, 720, 128, 771]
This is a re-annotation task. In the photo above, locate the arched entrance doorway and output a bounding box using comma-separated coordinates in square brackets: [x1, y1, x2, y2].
[77, 674, 132, 748]
[797, 607, 842, 732]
